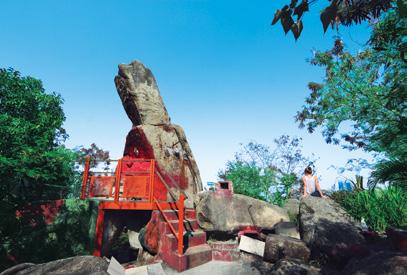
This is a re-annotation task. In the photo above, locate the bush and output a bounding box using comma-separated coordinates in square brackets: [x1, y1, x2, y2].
[330, 190, 353, 206]
[1, 199, 96, 270]
[334, 187, 407, 232]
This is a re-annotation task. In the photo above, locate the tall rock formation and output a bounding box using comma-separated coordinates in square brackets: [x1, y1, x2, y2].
[114, 60, 203, 199]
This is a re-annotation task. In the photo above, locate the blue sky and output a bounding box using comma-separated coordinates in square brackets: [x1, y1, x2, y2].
[0, 0, 374, 189]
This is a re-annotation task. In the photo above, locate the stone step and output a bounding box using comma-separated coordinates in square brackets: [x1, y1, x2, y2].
[208, 240, 240, 262]
[161, 209, 196, 220]
[160, 244, 212, 272]
[163, 231, 207, 251]
[160, 218, 200, 234]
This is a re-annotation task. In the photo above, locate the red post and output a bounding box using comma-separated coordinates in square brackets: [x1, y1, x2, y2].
[80, 156, 91, 199]
[93, 203, 105, 256]
[149, 160, 155, 202]
[114, 159, 123, 203]
[178, 193, 185, 255]
[180, 159, 186, 189]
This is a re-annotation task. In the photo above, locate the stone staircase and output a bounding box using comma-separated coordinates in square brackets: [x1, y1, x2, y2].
[153, 209, 212, 272]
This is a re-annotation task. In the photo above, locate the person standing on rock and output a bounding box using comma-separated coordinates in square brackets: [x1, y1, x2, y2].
[302, 167, 325, 198]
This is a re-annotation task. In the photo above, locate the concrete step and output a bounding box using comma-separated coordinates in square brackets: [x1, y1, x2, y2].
[163, 231, 207, 251]
[160, 218, 200, 234]
[161, 209, 196, 220]
[160, 244, 212, 272]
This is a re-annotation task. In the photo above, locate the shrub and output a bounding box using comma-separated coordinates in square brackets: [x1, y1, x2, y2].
[335, 187, 407, 232]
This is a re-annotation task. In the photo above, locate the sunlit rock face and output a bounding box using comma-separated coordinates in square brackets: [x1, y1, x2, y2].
[195, 193, 290, 232]
[114, 60, 202, 197]
[115, 60, 170, 126]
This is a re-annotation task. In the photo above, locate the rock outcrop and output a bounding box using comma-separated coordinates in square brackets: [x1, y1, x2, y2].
[299, 196, 364, 263]
[268, 259, 321, 275]
[0, 256, 109, 275]
[114, 61, 170, 126]
[264, 234, 310, 263]
[283, 199, 300, 220]
[273, 222, 300, 239]
[196, 193, 289, 232]
[114, 60, 202, 196]
[342, 251, 407, 275]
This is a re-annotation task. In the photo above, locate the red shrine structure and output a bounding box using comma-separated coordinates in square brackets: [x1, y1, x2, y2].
[80, 155, 212, 271]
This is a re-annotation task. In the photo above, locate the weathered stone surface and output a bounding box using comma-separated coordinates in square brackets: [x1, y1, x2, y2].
[342, 251, 407, 275]
[114, 60, 203, 197]
[274, 221, 300, 239]
[123, 124, 202, 197]
[0, 264, 35, 275]
[0, 256, 109, 275]
[268, 259, 321, 275]
[196, 192, 289, 232]
[264, 234, 310, 263]
[283, 199, 300, 220]
[114, 60, 170, 126]
[299, 196, 364, 261]
[387, 227, 407, 252]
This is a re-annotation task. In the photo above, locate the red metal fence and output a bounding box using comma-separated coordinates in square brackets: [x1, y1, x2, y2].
[80, 156, 187, 256]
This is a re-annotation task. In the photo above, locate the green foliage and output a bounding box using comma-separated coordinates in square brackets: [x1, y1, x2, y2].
[370, 158, 407, 189]
[330, 190, 353, 206]
[1, 199, 96, 270]
[297, 10, 406, 151]
[219, 136, 312, 205]
[334, 187, 407, 232]
[222, 161, 278, 203]
[0, 68, 87, 270]
[272, 0, 393, 39]
[0, 68, 77, 202]
[48, 199, 95, 256]
[296, 10, 406, 188]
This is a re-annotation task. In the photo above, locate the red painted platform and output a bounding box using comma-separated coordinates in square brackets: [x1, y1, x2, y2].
[80, 157, 212, 272]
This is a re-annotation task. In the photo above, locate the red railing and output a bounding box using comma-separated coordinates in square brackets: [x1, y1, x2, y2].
[80, 157, 165, 203]
[81, 156, 188, 255]
[154, 193, 185, 255]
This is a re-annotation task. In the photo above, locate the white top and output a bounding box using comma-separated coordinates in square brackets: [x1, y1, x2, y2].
[304, 175, 317, 194]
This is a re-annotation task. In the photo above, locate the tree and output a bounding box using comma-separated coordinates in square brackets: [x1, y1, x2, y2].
[218, 136, 315, 205]
[0, 68, 78, 269]
[272, 0, 394, 39]
[232, 136, 316, 175]
[0, 68, 76, 202]
[295, 9, 406, 188]
[68, 143, 110, 198]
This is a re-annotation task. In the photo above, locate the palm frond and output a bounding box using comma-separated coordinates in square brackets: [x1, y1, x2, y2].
[369, 158, 407, 189]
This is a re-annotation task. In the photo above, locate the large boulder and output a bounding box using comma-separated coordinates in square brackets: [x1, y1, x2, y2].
[114, 60, 170, 126]
[115, 60, 203, 196]
[283, 199, 300, 221]
[0, 256, 109, 275]
[196, 192, 289, 232]
[264, 234, 310, 263]
[299, 196, 364, 263]
[273, 221, 300, 239]
[138, 212, 160, 255]
[342, 251, 407, 275]
[124, 124, 202, 196]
